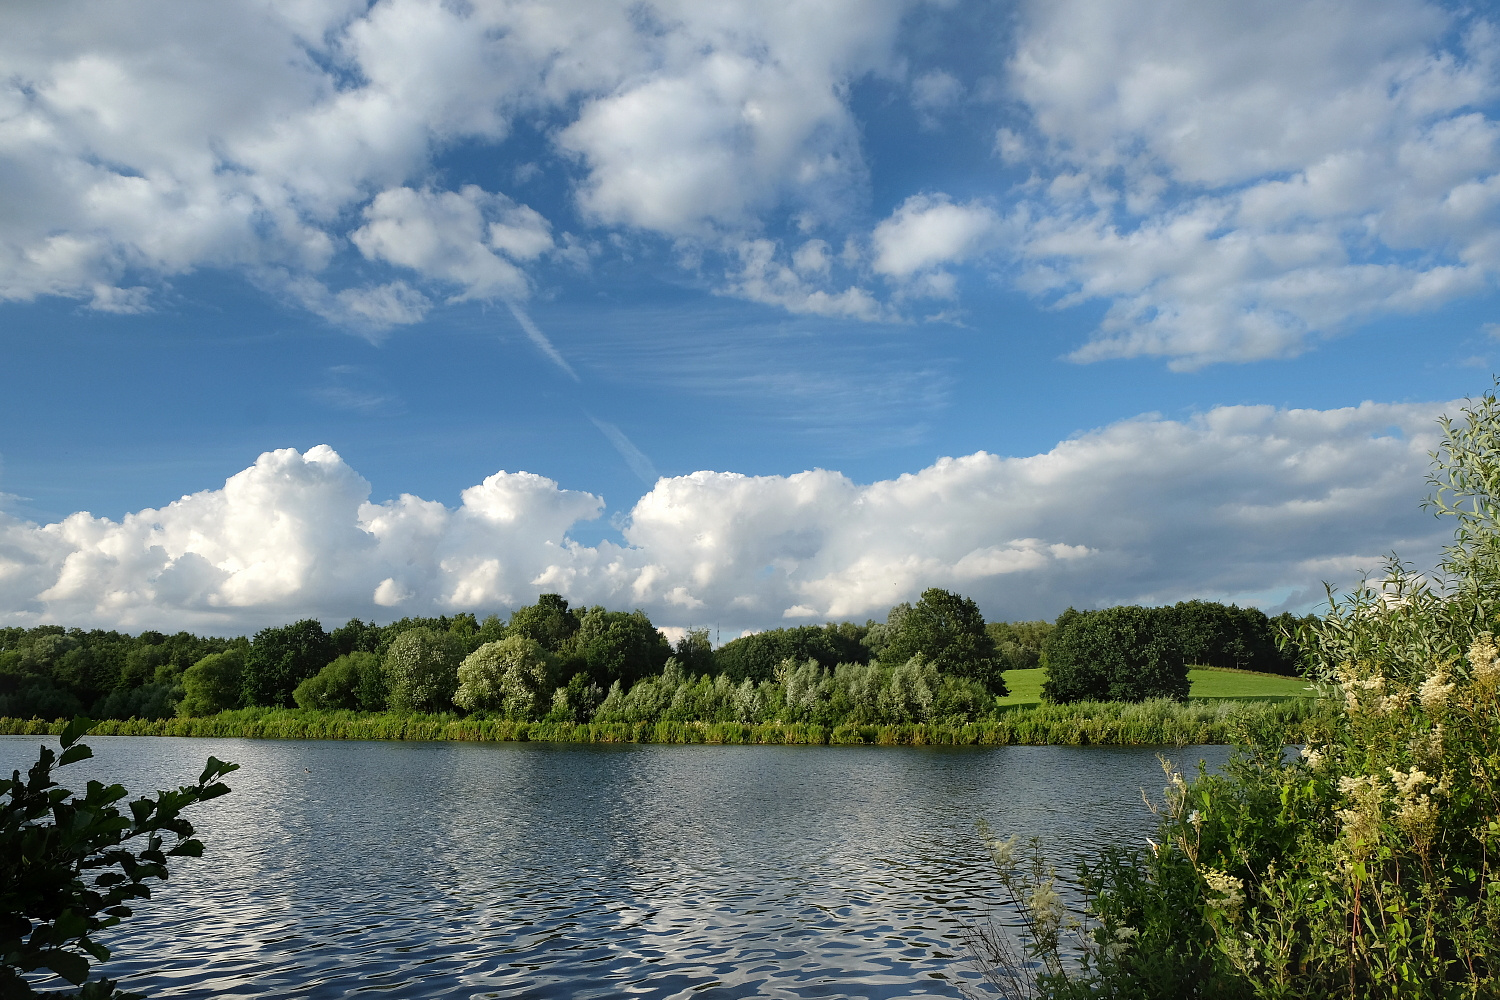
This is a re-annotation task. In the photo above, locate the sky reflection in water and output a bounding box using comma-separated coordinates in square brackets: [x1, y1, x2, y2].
[0, 736, 1229, 999]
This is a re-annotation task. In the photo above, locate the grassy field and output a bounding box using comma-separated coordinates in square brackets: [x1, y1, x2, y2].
[996, 666, 1316, 708]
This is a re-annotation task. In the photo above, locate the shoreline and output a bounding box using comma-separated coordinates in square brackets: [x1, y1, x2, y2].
[0, 698, 1321, 746]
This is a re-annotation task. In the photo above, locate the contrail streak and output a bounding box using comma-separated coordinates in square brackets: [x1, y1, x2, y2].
[589, 416, 659, 485]
[505, 300, 579, 381]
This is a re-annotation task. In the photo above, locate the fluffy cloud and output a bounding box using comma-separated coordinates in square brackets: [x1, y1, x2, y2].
[557, 0, 903, 235]
[0, 401, 1452, 633]
[1002, 0, 1500, 367]
[872, 194, 1001, 292]
[350, 185, 551, 301]
[0, 0, 908, 324]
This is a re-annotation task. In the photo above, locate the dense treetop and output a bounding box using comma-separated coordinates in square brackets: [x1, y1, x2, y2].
[0, 591, 1303, 722]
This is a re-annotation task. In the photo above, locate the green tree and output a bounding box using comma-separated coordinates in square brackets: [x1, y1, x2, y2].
[571, 608, 671, 688]
[241, 620, 332, 708]
[1, 718, 236, 999]
[713, 624, 870, 683]
[454, 636, 555, 718]
[1165, 600, 1298, 675]
[878, 588, 1005, 693]
[507, 594, 580, 652]
[176, 649, 245, 717]
[291, 652, 379, 711]
[383, 628, 462, 714]
[671, 628, 715, 675]
[329, 619, 382, 657]
[985, 620, 1055, 671]
[1041, 605, 1188, 703]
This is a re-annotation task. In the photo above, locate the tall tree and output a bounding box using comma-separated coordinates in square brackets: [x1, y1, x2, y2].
[507, 594, 580, 652]
[1041, 605, 1188, 703]
[879, 588, 1005, 693]
[714, 624, 870, 683]
[571, 608, 670, 688]
[241, 619, 332, 708]
[383, 628, 463, 714]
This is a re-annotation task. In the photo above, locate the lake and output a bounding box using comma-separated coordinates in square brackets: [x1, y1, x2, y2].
[0, 736, 1230, 999]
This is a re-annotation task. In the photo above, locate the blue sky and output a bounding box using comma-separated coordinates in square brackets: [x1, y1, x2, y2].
[2, 0, 1498, 635]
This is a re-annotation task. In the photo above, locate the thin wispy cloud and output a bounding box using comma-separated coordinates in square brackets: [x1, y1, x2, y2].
[506, 301, 579, 381]
[590, 417, 659, 485]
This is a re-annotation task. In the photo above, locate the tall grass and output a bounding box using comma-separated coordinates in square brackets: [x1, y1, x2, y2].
[0, 697, 1324, 746]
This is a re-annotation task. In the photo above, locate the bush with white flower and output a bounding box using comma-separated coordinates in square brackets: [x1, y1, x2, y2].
[975, 386, 1500, 999]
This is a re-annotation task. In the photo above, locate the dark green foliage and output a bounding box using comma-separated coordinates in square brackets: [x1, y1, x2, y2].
[1042, 605, 1189, 703]
[328, 619, 382, 657]
[570, 608, 671, 688]
[878, 588, 1004, 693]
[371, 615, 485, 657]
[985, 620, 1054, 671]
[0, 628, 234, 722]
[291, 652, 380, 711]
[713, 623, 870, 683]
[1165, 600, 1302, 675]
[506, 594, 579, 652]
[354, 652, 388, 712]
[671, 628, 715, 675]
[90, 684, 177, 722]
[0, 663, 83, 722]
[241, 619, 332, 708]
[1, 718, 236, 999]
[476, 614, 507, 646]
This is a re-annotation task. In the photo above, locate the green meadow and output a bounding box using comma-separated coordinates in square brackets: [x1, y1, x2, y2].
[995, 665, 1314, 708]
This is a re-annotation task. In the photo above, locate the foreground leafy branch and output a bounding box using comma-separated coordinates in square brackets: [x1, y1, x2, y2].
[1, 717, 237, 999]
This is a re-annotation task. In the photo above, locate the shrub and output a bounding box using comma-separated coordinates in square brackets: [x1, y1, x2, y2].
[241, 619, 332, 708]
[1042, 605, 1188, 703]
[292, 652, 380, 712]
[177, 649, 245, 716]
[980, 386, 1500, 998]
[453, 636, 555, 719]
[1, 718, 236, 999]
[384, 628, 463, 714]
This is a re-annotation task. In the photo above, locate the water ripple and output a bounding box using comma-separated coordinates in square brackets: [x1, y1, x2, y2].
[0, 737, 1227, 999]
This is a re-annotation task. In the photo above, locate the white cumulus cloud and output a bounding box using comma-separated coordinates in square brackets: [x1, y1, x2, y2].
[872, 194, 1002, 287]
[0, 400, 1453, 633]
[1002, 0, 1500, 368]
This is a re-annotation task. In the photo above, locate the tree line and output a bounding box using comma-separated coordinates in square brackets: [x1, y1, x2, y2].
[0, 591, 1309, 724]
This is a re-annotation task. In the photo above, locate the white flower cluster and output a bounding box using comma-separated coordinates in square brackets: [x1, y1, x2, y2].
[1417, 669, 1454, 711]
[1470, 635, 1500, 690]
[1200, 869, 1246, 922]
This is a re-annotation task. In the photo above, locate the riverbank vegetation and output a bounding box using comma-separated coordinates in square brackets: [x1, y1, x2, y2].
[2, 585, 1311, 740]
[0, 696, 1321, 747]
[976, 387, 1500, 998]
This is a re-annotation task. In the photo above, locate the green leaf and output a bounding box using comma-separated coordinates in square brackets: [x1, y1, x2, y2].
[58, 743, 95, 767]
[40, 947, 90, 984]
[59, 716, 95, 749]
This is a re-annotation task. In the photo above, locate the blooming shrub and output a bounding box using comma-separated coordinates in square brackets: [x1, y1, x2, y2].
[978, 387, 1500, 999]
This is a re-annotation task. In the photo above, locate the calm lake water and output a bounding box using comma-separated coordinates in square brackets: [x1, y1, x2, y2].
[0, 736, 1230, 999]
